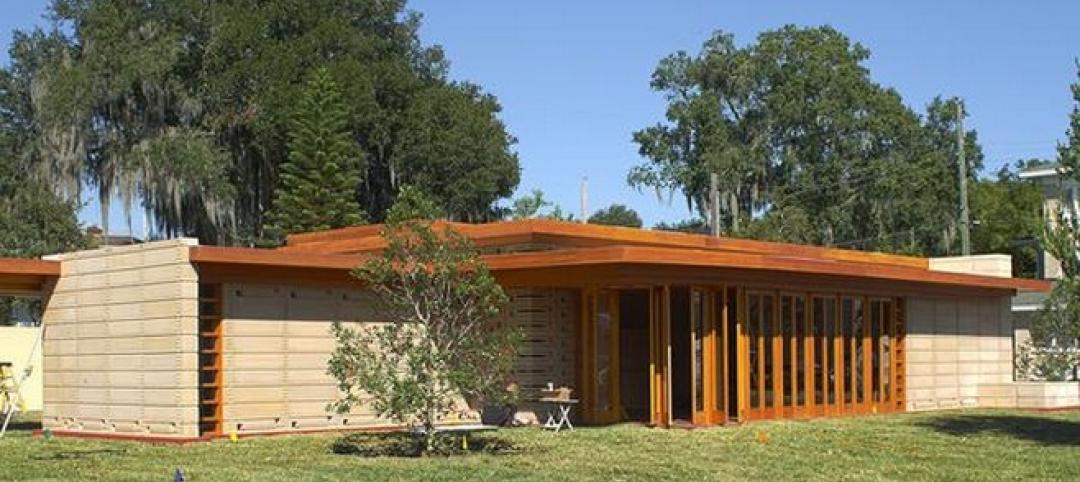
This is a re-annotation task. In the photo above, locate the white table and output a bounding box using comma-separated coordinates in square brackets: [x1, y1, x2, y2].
[539, 398, 577, 432]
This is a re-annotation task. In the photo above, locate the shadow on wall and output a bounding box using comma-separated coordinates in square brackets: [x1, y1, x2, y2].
[918, 414, 1080, 446]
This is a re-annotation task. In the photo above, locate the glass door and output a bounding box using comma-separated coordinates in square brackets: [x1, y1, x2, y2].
[581, 289, 620, 424]
[690, 288, 712, 425]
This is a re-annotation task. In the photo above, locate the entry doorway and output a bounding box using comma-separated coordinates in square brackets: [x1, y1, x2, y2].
[580, 287, 653, 425]
[667, 285, 739, 426]
[618, 290, 650, 422]
[581, 285, 741, 427]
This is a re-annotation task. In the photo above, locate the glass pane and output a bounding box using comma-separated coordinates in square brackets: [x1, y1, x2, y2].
[749, 295, 760, 409]
[812, 298, 825, 406]
[852, 297, 865, 404]
[882, 300, 892, 403]
[842, 298, 854, 404]
[871, 300, 882, 403]
[782, 296, 793, 407]
[692, 290, 705, 412]
[796, 296, 806, 407]
[716, 292, 728, 413]
[827, 299, 837, 405]
[763, 295, 775, 409]
[595, 293, 612, 412]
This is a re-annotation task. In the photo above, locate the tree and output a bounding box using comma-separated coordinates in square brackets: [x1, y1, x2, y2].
[969, 162, 1043, 278]
[588, 204, 643, 228]
[384, 185, 444, 224]
[507, 189, 575, 221]
[0, 63, 89, 324]
[263, 69, 365, 242]
[327, 218, 519, 453]
[631, 26, 974, 255]
[17, 0, 519, 243]
[654, 218, 709, 234]
[1028, 65, 1080, 377]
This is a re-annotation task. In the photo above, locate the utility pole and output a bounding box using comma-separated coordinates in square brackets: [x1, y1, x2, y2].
[957, 99, 971, 255]
[580, 176, 588, 224]
[709, 173, 720, 237]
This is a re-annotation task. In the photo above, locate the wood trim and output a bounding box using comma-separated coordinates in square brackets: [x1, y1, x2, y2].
[736, 287, 747, 422]
[280, 219, 931, 271]
[197, 283, 224, 436]
[191, 244, 1049, 295]
[663, 285, 672, 427]
[718, 287, 730, 424]
[0, 258, 61, 295]
[771, 293, 782, 419]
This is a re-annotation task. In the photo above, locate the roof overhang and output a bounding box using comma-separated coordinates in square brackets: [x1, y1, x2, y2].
[0, 258, 61, 296]
[189, 244, 1049, 297]
[1018, 166, 1062, 179]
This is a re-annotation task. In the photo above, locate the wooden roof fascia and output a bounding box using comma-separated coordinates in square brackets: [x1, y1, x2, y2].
[482, 245, 1047, 293]
[189, 246, 366, 270]
[190, 244, 1050, 294]
[0, 258, 61, 277]
[276, 219, 928, 270]
[0, 258, 61, 296]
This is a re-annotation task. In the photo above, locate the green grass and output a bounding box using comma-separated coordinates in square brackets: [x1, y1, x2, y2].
[3, 409, 1080, 481]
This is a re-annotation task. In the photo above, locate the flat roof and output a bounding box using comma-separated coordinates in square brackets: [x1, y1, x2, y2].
[0, 258, 61, 296]
[1018, 164, 1061, 179]
[190, 220, 1051, 295]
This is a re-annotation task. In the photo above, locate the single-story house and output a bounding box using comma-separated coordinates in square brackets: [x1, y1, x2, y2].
[0, 219, 1054, 441]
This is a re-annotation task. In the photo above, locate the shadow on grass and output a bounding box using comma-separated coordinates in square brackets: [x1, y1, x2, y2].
[2, 420, 41, 432]
[331, 432, 530, 458]
[30, 448, 128, 461]
[918, 414, 1080, 446]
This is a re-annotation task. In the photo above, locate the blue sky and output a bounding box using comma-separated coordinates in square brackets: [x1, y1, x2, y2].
[3, 1, 1079, 233]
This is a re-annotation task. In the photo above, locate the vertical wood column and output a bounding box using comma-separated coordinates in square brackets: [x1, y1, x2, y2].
[197, 283, 224, 436]
[893, 298, 907, 411]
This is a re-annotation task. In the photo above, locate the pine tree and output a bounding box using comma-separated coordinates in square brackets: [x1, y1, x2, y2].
[264, 69, 365, 241]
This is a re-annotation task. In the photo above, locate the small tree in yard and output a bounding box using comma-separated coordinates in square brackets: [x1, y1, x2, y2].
[327, 217, 519, 453]
[1022, 66, 1080, 379]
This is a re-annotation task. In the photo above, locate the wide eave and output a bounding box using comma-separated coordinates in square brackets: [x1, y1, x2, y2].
[0, 257, 61, 295]
[189, 223, 1050, 296]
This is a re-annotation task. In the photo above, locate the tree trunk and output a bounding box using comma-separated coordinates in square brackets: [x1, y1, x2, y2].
[423, 407, 436, 454]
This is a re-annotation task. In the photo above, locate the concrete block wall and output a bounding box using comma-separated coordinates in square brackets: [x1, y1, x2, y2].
[506, 287, 578, 423]
[221, 283, 578, 433]
[978, 382, 1080, 409]
[41, 239, 200, 437]
[221, 283, 407, 434]
[929, 255, 1013, 278]
[905, 296, 1013, 411]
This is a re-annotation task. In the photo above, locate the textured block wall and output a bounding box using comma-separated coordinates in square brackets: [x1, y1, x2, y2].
[41, 240, 200, 437]
[506, 287, 578, 422]
[905, 296, 1013, 411]
[222, 283, 404, 433]
[221, 283, 578, 432]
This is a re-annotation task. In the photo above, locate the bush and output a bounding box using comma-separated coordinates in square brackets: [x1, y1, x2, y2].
[1015, 339, 1078, 381]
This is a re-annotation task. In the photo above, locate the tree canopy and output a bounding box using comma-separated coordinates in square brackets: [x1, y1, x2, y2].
[263, 69, 365, 242]
[0, 37, 88, 259]
[588, 204, 643, 228]
[631, 26, 980, 255]
[11, 0, 519, 244]
[328, 218, 518, 453]
[1037, 66, 1080, 353]
[969, 161, 1044, 278]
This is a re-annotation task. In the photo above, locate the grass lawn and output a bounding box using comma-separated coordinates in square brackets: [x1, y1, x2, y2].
[3, 409, 1080, 481]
